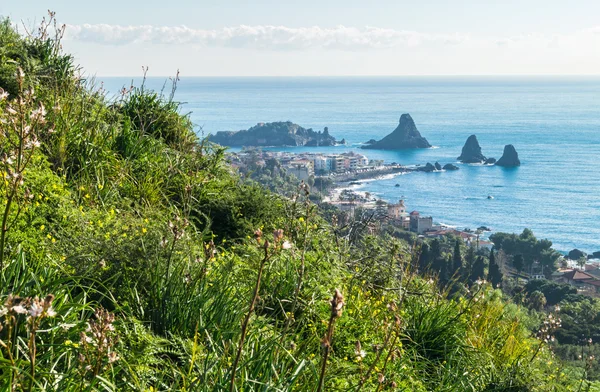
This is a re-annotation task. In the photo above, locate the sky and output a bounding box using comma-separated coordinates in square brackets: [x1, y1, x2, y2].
[2, 0, 600, 76]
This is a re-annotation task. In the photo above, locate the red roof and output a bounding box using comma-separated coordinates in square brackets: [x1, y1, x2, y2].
[410, 211, 420, 215]
[563, 270, 597, 281]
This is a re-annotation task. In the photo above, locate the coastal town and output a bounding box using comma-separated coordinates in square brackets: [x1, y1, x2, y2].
[230, 148, 494, 243]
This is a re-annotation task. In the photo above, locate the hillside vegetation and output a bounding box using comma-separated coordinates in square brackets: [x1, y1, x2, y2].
[0, 14, 592, 391]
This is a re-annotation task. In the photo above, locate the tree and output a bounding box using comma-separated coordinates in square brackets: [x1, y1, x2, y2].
[527, 290, 547, 311]
[513, 254, 525, 273]
[418, 243, 432, 272]
[470, 256, 486, 284]
[464, 245, 476, 280]
[452, 239, 463, 278]
[577, 256, 587, 270]
[487, 248, 503, 288]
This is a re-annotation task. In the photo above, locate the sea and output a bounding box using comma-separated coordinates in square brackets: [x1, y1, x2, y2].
[101, 76, 600, 253]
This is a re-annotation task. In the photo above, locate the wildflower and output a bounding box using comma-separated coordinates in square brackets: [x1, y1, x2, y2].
[108, 351, 119, 363]
[46, 307, 57, 318]
[12, 305, 27, 314]
[29, 300, 44, 318]
[282, 240, 292, 250]
[330, 289, 344, 318]
[30, 103, 47, 123]
[355, 340, 366, 361]
[273, 229, 284, 242]
[0, 306, 7, 317]
[378, 373, 385, 383]
[0, 88, 8, 101]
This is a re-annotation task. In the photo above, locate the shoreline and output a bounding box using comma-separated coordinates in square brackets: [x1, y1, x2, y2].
[322, 172, 593, 256]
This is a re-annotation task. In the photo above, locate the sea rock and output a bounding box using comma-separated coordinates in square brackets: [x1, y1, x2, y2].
[434, 162, 442, 171]
[209, 122, 339, 147]
[485, 158, 497, 165]
[417, 162, 436, 172]
[568, 249, 587, 260]
[362, 114, 431, 150]
[443, 163, 459, 171]
[365, 139, 377, 145]
[495, 145, 521, 167]
[458, 135, 487, 163]
[590, 251, 600, 259]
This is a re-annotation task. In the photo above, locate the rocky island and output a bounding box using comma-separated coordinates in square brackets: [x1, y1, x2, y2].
[496, 144, 521, 167]
[362, 113, 432, 150]
[458, 135, 489, 163]
[209, 122, 341, 147]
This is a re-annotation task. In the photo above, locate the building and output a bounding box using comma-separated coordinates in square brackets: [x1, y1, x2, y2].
[358, 154, 369, 166]
[387, 200, 410, 229]
[331, 155, 346, 173]
[287, 159, 314, 181]
[409, 211, 433, 234]
[387, 199, 407, 219]
[313, 156, 331, 174]
[555, 269, 600, 292]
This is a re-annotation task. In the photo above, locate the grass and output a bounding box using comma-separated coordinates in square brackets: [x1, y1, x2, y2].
[0, 12, 594, 391]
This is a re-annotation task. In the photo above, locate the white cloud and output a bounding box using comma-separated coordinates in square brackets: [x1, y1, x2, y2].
[64, 24, 472, 50]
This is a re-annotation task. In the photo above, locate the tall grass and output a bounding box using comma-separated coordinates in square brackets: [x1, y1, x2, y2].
[0, 12, 592, 392]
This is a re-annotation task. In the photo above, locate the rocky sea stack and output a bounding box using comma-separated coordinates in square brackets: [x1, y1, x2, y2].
[362, 114, 431, 150]
[496, 144, 521, 167]
[458, 135, 488, 163]
[209, 122, 339, 147]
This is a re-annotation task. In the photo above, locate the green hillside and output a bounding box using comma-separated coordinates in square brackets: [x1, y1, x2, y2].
[0, 15, 591, 391]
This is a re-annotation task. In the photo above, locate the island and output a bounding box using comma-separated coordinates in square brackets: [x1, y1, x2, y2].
[361, 113, 432, 150]
[209, 122, 341, 147]
[458, 135, 489, 163]
[496, 144, 521, 167]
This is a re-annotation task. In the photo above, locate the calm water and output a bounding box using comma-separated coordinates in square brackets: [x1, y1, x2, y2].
[102, 76, 600, 253]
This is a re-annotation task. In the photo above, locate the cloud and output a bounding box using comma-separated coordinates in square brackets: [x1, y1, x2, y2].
[63, 23, 600, 55]
[64, 24, 472, 50]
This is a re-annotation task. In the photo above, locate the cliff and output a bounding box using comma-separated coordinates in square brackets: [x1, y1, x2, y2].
[496, 144, 521, 167]
[458, 135, 487, 163]
[209, 122, 339, 147]
[362, 113, 431, 150]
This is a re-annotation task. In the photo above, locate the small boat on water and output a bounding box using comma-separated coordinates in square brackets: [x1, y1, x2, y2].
[487, 195, 494, 200]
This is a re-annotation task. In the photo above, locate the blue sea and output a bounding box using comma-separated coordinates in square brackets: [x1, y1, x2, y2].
[102, 76, 600, 253]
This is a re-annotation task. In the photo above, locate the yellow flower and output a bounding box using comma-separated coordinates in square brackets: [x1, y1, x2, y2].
[298, 217, 304, 222]
[47, 234, 52, 239]
[84, 193, 90, 199]
[40, 225, 45, 231]
[142, 227, 147, 234]
[79, 186, 85, 191]
[52, 238, 56, 243]
[97, 184, 104, 190]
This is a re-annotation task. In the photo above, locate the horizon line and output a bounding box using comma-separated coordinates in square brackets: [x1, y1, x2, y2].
[90, 73, 600, 78]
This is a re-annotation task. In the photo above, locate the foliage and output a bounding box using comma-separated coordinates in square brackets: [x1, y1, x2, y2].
[0, 14, 591, 391]
[491, 229, 561, 276]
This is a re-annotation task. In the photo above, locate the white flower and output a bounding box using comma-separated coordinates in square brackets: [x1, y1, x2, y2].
[30, 104, 46, 123]
[108, 351, 119, 363]
[12, 305, 27, 314]
[46, 307, 57, 318]
[0, 306, 8, 317]
[29, 301, 44, 318]
[0, 89, 8, 101]
[282, 241, 292, 250]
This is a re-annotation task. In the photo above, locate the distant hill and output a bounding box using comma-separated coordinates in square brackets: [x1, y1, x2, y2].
[209, 121, 341, 147]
